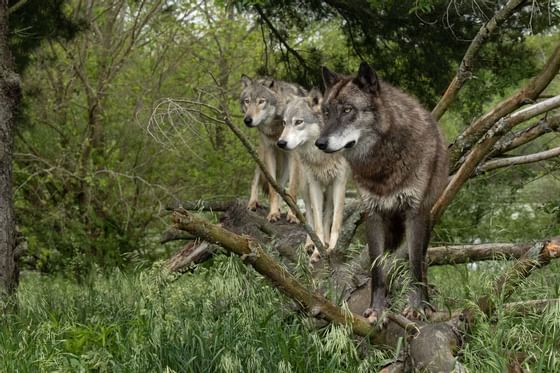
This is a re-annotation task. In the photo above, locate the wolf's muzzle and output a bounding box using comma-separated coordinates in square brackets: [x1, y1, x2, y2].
[244, 116, 253, 126]
[315, 137, 328, 150]
[276, 140, 287, 149]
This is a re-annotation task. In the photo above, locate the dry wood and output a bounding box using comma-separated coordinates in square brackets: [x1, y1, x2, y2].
[477, 146, 560, 174]
[490, 114, 560, 157]
[163, 200, 556, 274]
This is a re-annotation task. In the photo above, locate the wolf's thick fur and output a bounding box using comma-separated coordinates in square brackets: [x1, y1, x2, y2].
[240, 75, 306, 222]
[316, 62, 448, 322]
[277, 90, 350, 263]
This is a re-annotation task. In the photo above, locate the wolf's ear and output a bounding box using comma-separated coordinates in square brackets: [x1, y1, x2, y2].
[267, 79, 275, 89]
[322, 66, 339, 89]
[241, 74, 252, 89]
[307, 88, 323, 110]
[354, 61, 380, 95]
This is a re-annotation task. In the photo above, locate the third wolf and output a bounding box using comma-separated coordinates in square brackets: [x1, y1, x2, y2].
[240, 75, 306, 222]
[315, 62, 448, 323]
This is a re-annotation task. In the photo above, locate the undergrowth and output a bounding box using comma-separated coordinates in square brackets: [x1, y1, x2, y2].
[1, 256, 559, 372]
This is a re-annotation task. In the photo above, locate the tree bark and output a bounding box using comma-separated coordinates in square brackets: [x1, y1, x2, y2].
[0, 0, 21, 297]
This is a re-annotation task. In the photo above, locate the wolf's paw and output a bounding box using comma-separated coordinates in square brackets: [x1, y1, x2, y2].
[247, 200, 259, 211]
[267, 211, 281, 222]
[402, 303, 435, 321]
[363, 308, 387, 326]
[309, 249, 321, 265]
[304, 243, 314, 255]
[286, 211, 299, 224]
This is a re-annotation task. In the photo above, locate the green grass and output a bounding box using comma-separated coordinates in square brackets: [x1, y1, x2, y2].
[1, 256, 560, 372]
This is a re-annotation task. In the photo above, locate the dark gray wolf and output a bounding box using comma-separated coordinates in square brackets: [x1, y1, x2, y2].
[276, 89, 350, 263]
[240, 75, 306, 222]
[316, 62, 448, 322]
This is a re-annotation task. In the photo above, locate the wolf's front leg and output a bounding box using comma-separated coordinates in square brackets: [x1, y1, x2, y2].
[248, 144, 265, 210]
[247, 165, 261, 211]
[264, 147, 281, 222]
[308, 178, 325, 264]
[402, 209, 433, 320]
[286, 155, 300, 223]
[327, 176, 347, 252]
[363, 212, 388, 325]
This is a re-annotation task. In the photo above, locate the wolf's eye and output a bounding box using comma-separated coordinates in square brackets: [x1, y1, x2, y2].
[294, 119, 303, 126]
[243, 98, 250, 104]
[343, 107, 352, 113]
[257, 99, 266, 105]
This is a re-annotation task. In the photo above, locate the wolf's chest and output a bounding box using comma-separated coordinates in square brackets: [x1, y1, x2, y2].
[358, 185, 421, 213]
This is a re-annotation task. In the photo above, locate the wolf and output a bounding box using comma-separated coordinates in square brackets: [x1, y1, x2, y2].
[315, 62, 448, 323]
[240, 75, 307, 222]
[276, 89, 350, 263]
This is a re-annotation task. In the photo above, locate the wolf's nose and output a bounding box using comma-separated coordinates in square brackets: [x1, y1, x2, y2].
[277, 140, 287, 149]
[244, 117, 253, 126]
[315, 137, 328, 150]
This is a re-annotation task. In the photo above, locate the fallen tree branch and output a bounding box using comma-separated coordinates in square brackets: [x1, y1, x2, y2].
[478, 237, 560, 315]
[165, 241, 217, 272]
[431, 0, 527, 120]
[427, 242, 533, 265]
[171, 207, 379, 339]
[171, 208, 469, 370]
[503, 298, 559, 315]
[477, 146, 560, 174]
[163, 200, 557, 274]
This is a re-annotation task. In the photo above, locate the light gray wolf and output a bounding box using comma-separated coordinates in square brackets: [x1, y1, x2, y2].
[316, 62, 448, 323]
[276, 89, 350, 264]
[240, 75, 306, 222]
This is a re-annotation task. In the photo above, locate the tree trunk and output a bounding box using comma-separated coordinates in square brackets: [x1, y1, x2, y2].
[0, 0, 21, 297]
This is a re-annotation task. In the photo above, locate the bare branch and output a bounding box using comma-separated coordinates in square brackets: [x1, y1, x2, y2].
[428, 242, 531, 265]
[7, 0, 28, 15]
[448, 43, 560, 170]
[432, 95, 560, 221]
[254, 5, 310, 72]
[490, 114, 560, 157]
[432, 0, 527, 120]
[477, 146, 560, 173]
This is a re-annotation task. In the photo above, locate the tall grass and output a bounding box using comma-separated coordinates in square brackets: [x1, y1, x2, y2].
[1, 256, 559, 372]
